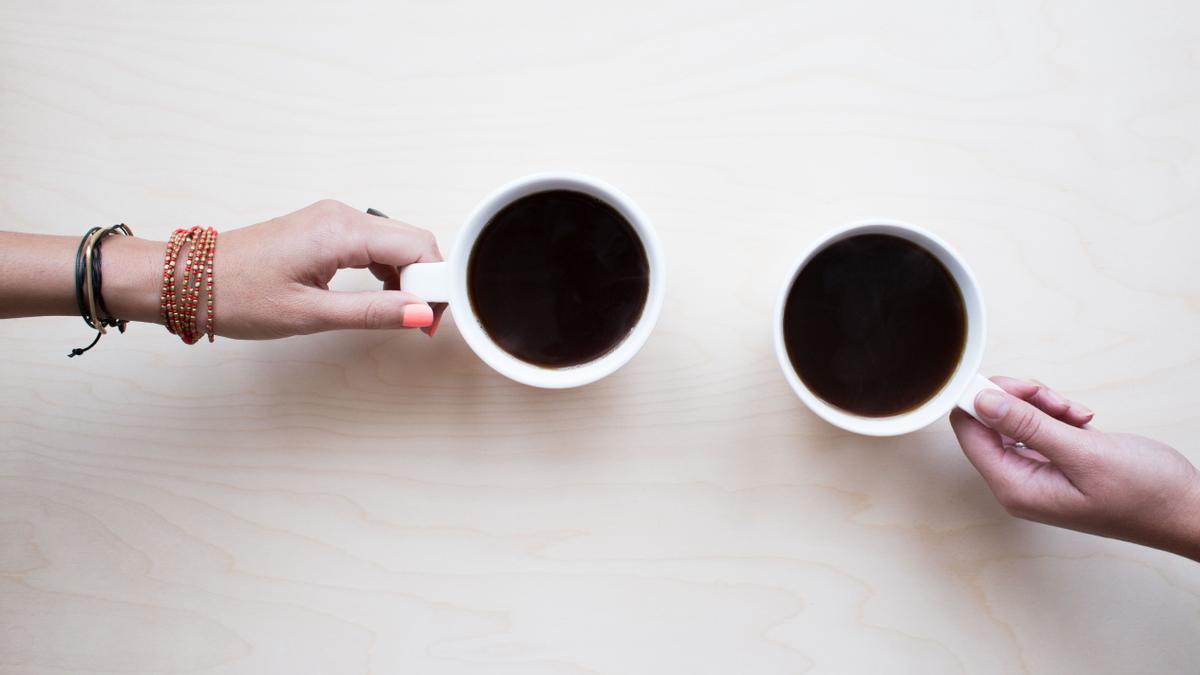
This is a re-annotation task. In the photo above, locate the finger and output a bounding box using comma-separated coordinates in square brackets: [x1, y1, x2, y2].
[992, 376, 1094, 427]
[951, 409, 1011, 490]
[950, 409, 1047, 507]
[1027, 379, 1095, 427]
[1069, 410, 1097, 429]
[996, 433, 1051, 462]
[423, 302, 447, 337]
[1011, 444, 1051, 463]
[313, 201, 444, 270]
[991, 376, 1094, 427]
[951, 410, 1088, 518]
[368, 262, 400, 290]
[369, 260, 441, 334]
[350, 212, 443, 269]
[973, 387, 1093, 467]
[302, 288, 433, 332]
[341, 207, 445, 335]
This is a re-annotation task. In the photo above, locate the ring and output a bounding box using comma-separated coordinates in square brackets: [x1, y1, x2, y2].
[1012, 441, 1027, 449]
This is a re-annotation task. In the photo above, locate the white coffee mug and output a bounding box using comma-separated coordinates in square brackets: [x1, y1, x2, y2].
[773, 219, 1001, 436]
[400, 172, 665, 389]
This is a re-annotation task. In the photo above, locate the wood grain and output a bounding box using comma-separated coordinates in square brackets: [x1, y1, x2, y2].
[2, 1, 1199, 673]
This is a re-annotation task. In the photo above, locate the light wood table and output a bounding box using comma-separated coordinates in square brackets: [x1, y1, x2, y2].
[2, 1, 1198, 673]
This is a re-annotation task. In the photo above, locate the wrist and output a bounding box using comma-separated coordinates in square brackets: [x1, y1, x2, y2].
[102, 236, 165, 325]
[1166, 473, 1200, 562]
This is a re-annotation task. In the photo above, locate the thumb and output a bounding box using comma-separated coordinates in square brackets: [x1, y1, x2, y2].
[304, 289, 433, 332]
[974, 388, 1090, 465]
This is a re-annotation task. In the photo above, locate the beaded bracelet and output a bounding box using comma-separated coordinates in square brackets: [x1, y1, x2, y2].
[160, 228, 186, 336]
[160, 226, 218, 344]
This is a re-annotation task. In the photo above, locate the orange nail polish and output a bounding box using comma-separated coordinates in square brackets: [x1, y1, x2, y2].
[402, 304, 434, 328]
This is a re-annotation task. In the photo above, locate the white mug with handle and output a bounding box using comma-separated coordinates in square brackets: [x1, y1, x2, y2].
[399, 172, 665, 389]
[773, 219, 1002, 436]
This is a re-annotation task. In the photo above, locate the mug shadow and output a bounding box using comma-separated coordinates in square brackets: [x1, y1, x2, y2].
[236, 310, 634, 457]
[769, 399, 1036, 553]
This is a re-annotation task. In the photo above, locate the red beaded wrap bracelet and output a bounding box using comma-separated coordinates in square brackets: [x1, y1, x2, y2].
[160, 226, 217, 344]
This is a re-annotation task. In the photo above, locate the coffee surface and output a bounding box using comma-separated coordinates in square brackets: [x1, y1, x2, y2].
[468, 190, 650, 368]
[783, 234, 966, 417]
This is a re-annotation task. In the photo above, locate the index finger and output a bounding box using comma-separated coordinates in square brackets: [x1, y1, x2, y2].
[991, 376, 1094, 427]
[345, 213, 443, 269]
[357, 207, 446, 335]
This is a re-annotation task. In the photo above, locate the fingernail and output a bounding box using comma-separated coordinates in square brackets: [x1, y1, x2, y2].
[1071, 404, 1094, 419]
[401, 304, 434, 328]
[976, 389, 1011, 420]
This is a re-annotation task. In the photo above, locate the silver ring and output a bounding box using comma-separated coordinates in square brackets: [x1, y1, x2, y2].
[1012, 441, 1027, 449]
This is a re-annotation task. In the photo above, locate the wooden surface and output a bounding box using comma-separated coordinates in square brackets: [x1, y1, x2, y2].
[2, 1, 1199, 673]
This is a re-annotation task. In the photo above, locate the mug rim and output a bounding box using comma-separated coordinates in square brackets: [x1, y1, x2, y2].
[447, 172, 665, 388]
[772, 219, 987, 436]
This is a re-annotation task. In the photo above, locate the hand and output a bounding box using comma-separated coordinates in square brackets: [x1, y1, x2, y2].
[950, 377, 1200, 561]
[1, 200, 444, 340]
[195, 199, 445, 339]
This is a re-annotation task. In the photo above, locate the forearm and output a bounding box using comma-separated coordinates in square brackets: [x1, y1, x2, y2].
[0, 231, 162, 324]
[0, 232, 77, 317]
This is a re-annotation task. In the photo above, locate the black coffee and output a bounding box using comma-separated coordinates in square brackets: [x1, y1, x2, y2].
[783, 234, 966, 417]
[467, 189, 650, 368]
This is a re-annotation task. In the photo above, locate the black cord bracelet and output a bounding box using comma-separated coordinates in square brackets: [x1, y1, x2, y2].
[69, 224, 134, 357]
[89, 225, 131, 331]
[73, 227, 101, 332]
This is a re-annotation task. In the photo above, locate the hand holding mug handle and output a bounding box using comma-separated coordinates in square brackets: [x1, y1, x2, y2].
[365, 207, 448, 333]
[957, 374, 1006, 425]
[368, 207, 451, 303]
[950, 376, 1200, 562]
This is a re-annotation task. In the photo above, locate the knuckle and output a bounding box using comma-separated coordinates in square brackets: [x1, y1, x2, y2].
[1009, 408, 1042, 444]
[308, 200, 351, 234]
[361, 299, 391, 330]
[311, 205, 351, 237]
[310, 198, 348, 215]
[413, 226, 437, 247]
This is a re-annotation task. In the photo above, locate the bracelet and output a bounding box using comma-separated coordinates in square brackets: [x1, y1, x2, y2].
[202, 227, 217, 342]
[69, 224, 134, 357]
[160, 226, 218, 345]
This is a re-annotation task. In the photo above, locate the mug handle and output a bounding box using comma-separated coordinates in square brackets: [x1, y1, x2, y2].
[956, 374, 1005, 425]
[400, 262, 451, 303]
